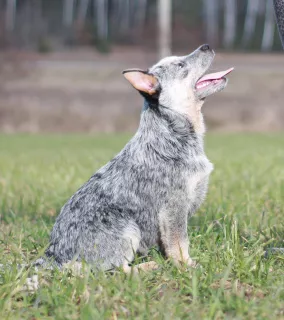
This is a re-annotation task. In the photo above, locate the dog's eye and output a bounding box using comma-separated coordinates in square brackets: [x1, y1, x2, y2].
[177, 62, 185, 69]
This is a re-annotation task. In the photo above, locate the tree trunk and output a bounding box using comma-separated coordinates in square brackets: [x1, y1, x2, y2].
[136, 0, 147, 32]
[158, 0, 172, 58]
[223, 0, 236, 49]
[242, 0, 260, 48]
[78, 0, 90, 23]
[63, 0, 75, 27]
[120, 0, 130, 35]
[96, 0, 108, 40]
[262, 0, 275, 51]
[5, 0, 17, 32]
[203, 0, 219, 47]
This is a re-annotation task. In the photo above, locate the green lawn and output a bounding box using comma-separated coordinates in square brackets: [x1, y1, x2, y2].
[0, 133, 283, 319]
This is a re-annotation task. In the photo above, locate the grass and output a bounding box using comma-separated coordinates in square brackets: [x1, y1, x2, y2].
[0, 133, 284, 319]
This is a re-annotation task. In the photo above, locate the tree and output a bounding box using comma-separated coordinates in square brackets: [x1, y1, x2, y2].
[63, 0, 75, 27]
[273, 0, 284, 48]
[242, 0, 260, 48]
[261, 0, 275, 51]
[223, 0, 236, 49]
[96, 0, 108, 40]
[5, 0, 17, 32]
[203, 0, 219, 47]
[78, 0, 90, 24]
[136, 0, 147, 34]
[158, 0, 172, 58]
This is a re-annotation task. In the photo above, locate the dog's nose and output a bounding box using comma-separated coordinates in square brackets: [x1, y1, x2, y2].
[200, 44, 210, 52]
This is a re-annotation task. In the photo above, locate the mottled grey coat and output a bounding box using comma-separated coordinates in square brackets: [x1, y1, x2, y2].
[37, 44, 232, 271]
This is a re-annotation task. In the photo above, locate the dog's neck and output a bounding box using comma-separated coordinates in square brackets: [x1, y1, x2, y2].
[136, 99, 205, 160]
[142, 99, 205, 135]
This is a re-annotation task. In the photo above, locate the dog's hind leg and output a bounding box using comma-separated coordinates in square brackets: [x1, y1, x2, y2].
[78, 220, 142, 271]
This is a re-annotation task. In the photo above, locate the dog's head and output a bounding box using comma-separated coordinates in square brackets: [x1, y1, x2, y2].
[123, 44, 233, 133]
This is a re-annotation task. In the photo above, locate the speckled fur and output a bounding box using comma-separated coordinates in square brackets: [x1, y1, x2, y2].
[274, 0, 284, 48]
[36, 45, 228, 271]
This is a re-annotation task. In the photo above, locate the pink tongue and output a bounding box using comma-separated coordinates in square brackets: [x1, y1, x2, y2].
[197, 67, 234, 83]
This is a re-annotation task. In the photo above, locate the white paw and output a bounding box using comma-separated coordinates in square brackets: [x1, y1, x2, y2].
[24, 275, 39, 292]
[186, 258, 198, 268]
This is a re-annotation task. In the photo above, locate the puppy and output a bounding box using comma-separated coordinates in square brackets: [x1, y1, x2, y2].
[36, 44, 233, 272]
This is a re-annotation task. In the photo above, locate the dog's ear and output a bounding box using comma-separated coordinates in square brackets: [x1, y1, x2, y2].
[123, 69, 158, 95]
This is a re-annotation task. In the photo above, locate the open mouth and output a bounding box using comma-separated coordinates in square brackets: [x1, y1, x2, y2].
[195, 67, 234, 90]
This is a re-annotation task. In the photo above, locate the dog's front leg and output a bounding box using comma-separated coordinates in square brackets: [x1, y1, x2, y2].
[159, 209, 196, 268]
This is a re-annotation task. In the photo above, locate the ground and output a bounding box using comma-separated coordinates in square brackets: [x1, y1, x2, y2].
[0, 133, 283, 319]
[0, 48, 284, 133]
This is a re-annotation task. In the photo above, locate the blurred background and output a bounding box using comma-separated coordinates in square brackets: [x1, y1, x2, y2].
[0, 0, 283, 133]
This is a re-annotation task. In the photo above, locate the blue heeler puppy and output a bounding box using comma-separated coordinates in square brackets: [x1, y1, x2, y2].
[37, 44, 233, 273]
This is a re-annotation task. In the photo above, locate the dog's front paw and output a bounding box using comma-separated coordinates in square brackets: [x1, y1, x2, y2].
[186, 258, 198, 269]
[170, 256, 199, 269]
[123, 261, 160, 275]
[136, 261, 160, 272]
[177, 258, 200, 270]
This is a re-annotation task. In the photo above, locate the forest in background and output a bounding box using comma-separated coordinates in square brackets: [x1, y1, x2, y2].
[1, 0, 283, 53]
[0, 1, 283, 134]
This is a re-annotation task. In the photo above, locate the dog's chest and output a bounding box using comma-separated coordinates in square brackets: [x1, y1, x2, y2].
[185, 156, 213, 199]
